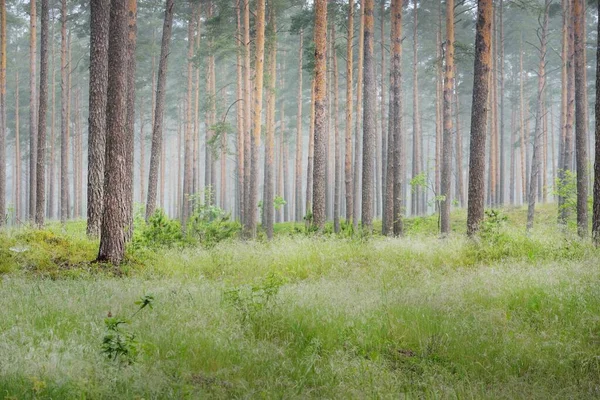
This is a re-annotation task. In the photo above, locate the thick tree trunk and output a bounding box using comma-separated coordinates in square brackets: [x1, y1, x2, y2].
[466, 0, 493, 236]
[440, 0, 454, 235]
[312, 0, 328, 231]
[97, 0, 130, 265]
[345, 4, 353, 224]
[29, 0, 37, 220]
[35, 0, 49, 226]
[145, 0, 174, 220]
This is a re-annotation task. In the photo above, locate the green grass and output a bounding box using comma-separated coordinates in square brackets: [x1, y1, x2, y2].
[1, 205, 600, 398]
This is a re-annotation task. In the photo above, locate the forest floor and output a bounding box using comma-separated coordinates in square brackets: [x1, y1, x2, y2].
[1, 205, 600, 399]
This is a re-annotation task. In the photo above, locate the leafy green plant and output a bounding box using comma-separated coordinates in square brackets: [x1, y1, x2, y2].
[133, 209, 184, 249]
[188, 193, 241, 248]
[481, 209, 508, 240]
[223, 272, 285, 326]
[101, 295, 154, 364]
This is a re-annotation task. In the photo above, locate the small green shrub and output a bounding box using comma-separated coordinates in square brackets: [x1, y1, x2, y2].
[133, 209, 184, 249]
[101, 294, 154, 364]
[188, 197, 241, 248]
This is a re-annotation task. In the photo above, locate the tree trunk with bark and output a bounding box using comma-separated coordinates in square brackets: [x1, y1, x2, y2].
[295, 30, 304, 222]
[97, 0, 130, 265]
[264, 9, 276, 239]
[344, 3, 353, 224]
[466, 0, 493, 236]
[35, 0, 49, 226]
[312, 0, 328, 231]
[440, 0, 454, 235]
[29, 0, 37, 220]
[125, 0, 137, 238]
[573, 0, 588, 237]
[391, 0, 403, 236]
[593, 0, 600, 244]
[60, 0, 69, 223]
[362, 0, 375, 233]
[146, 0, 174, 220]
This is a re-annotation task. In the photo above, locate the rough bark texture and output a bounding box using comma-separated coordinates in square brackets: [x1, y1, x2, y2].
[526, 0, 550, 231]
[88, 0, 108, 233]
[29, 0, 37, 220]
[383, 0, 396, 236]
[97, 0, 130, 265]
[236, 0, 244, 222]
[361, 0, 375, 233]
[15, 65, 20, 221]
[560, 0, 574, 223]
[35, 0, 49, 226]
[411, 0, 423, 216]
[305, 78, 315, 225]
[573, 0, 588, 237]
[345, 4, 353, 224]
[311, 0, 328, 231]
[243, 0, 251, 227]
[440, 0, 454, 235]
[391, 0, 403, 236]
[466, 0, 493, 236]
[145, 0, 174, 220]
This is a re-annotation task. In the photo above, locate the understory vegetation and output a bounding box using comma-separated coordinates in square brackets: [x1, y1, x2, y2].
[1, 205, 600, 398]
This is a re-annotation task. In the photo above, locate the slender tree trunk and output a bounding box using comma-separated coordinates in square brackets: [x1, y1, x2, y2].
[243, 0, 251, 229]
[593, 0, 600, 243]
[345, 4, 353, 224]
[98, 0, 130, 265]
[498, 0, 505, 205]
[247, 0, 266, 237]
[139, 100, 145, 203]
[146, 0, 174, 220]
[435, 2, 442, 202]
[573, 0, 588, 237]
[295, 30, 304, 222]
[353, 3, 364, 229]
[383, 0, 396, 236]
[333, 26, 341, 233]
[193, 9, 201, 197]
[527, 0, 550, 231]
[182, 6, 195, 228]
[306, 78, 315, 225]
[519, 43, 527, 205]
[15, 64, 20, 221]
[48, 15, 56, 220]
[379, 0, 386, 222]
[264, 9, 276, 239]
[455, 73, 464, 208]
[35, 0, 49, 226]
[361, 0, 375, 233]
[391, 0, 403, 236]
[0, 0, 5, 226]
[124, 0, 137, 238]
[29, 0, 37, 220]
[466, 0, 493, 236]
[440, 0, 455, 235]
[411, 0, 423, 216]
[236, 0, 244, 221]
[312, 0, 328, 231]
[60, 0, 69, 223]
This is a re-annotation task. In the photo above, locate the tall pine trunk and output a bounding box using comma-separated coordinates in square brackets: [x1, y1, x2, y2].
[440, 0, 455, 235]
[264, 9, 276, 239]
[60, 0, 68, 223]
[344, 4, 353, 224]
[466, 0, 493, 236]
[295, 30, 304, 222]
[312, 0, 328, 231]
[145, 0, 174, 220]
[35, 0, 49, 226]
[362, 0, 375, 233]
[97, 0, 130, 265]
[573, 0, 588, 237]
[29, 0, 37, 220]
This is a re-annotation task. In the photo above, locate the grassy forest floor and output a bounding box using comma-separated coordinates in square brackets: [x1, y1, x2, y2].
[1, 205, 600, 399]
